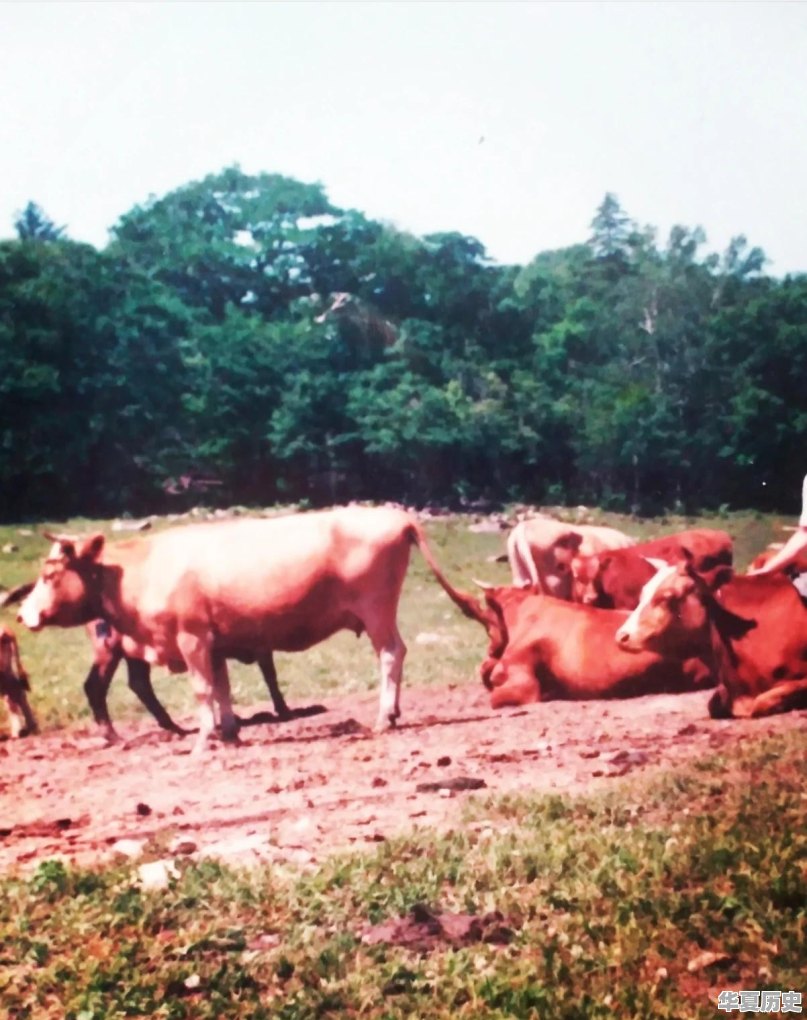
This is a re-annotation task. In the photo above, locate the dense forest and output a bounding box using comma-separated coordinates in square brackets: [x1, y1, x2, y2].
[1, 167, 805, 521]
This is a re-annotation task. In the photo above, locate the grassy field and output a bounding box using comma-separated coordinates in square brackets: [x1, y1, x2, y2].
[1, 730, 804, 1019]
[0, 503, 792, 736]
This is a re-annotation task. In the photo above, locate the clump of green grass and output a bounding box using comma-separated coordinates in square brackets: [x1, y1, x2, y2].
[1, 730, 804, 1019]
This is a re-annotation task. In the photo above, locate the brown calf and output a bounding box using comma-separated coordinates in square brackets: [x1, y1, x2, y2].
[0, 625, 38, 738]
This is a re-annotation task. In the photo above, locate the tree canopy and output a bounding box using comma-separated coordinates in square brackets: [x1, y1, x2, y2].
[1, 170, 804, 520]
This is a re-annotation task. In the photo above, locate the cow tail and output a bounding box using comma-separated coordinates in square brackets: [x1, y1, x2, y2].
[407, 522, 490, 626]
[507, 523, 540, 588]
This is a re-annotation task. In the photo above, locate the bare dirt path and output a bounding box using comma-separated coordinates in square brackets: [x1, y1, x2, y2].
[1, 685, 805, 874]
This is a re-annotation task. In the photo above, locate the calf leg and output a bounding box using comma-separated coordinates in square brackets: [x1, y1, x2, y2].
[84, 651, 122, 744]
[2, 678, 38, 738]
[125, 658, 187, 735]
[257, 652, 290, 718]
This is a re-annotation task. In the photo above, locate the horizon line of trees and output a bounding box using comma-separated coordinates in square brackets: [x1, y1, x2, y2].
[1, 167, 805, 522]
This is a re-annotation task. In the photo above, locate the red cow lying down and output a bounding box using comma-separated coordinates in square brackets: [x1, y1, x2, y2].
[0, 625, 38, 738]
[571, 528, 733, 610]
[615, 561, 807, 718]
[17, 506, 477, 752]
[465, 585, 712, 709]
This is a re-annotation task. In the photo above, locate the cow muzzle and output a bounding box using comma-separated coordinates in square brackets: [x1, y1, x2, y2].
[17, 603, 43, 632]
[614, 625, 638, 650]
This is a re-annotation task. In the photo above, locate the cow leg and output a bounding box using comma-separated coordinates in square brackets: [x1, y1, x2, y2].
[369, 623, 407, 730]
[257, 652, 290, 718]
[84, 649, 123, 744]
[747, 679, 807, 717]
[708, 685, 733, 719]
[125, 658, 186, 735]
[211, 654, 239, 743]
[490, 674, 542, 709]
[177, 633, 237, 753]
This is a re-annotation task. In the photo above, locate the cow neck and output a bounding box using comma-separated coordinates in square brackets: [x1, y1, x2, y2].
[93, 560, 135, 635]
[702, 592, 752, 689]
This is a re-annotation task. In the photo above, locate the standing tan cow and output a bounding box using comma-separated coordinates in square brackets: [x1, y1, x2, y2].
[506, 518, 635, 599]
[0, 625, 38, 738]
[17, 506, 479, 752]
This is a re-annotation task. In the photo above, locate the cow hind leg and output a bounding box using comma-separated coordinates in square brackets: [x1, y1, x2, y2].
[258, 652, 290, 718]
[368, 623, 407, 731]
[211, 655, 239, 743]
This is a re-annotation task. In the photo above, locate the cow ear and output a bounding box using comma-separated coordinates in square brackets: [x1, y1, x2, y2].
[79, 533, 106, 562]
[42, 532, 78, 560]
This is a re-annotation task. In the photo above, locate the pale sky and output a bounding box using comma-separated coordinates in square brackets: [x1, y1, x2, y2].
[2, 1, 805, 274]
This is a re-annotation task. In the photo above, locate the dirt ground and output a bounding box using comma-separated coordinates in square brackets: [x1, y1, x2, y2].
[1, 684, 805, 875]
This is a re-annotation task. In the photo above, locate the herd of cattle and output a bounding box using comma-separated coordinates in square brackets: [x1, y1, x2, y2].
[1, 483, 807, 753]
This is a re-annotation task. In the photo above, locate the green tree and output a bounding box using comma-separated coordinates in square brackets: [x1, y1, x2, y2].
[14, 201, 66, 242]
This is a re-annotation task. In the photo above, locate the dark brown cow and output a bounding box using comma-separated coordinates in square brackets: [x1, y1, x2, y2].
[572, 529, 734, 609]
[18, 507, 479, 752]
[81, 622, 189, 743]
[615, 562, 807, 718]
[0, 625, 38, 737]
[467, 585, 711, 708]
[82, 621, 299, 744]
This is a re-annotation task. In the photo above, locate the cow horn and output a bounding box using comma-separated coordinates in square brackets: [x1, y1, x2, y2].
[472, 578, 494, 590]
[0, 581, 34, 607]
